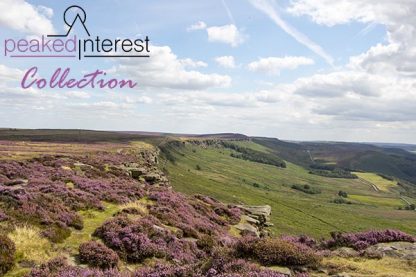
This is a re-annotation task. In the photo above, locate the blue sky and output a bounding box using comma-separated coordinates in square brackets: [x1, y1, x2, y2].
[0, 0, 415, 143]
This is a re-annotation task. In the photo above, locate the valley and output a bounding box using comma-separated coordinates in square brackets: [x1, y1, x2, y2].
[0, 129, 415, 277]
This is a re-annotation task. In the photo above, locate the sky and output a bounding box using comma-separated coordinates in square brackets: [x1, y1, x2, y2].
[0, 0, 415, 143]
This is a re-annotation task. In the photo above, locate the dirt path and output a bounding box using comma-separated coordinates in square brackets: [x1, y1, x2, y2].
[358, 177, 380, 192]
[401, 197, 411, 205]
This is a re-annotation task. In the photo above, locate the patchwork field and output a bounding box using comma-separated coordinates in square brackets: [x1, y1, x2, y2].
[164, 140, 416, 237]
[354, 172, 398, 192]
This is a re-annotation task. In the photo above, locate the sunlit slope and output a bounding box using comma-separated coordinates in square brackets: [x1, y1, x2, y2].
[164, 141, 416, 237]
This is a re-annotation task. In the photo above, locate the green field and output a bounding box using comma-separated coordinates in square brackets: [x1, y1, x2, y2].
[354, 172, 398, 192]
[349, 194, 405, 207]
[164, 141, 416, 237]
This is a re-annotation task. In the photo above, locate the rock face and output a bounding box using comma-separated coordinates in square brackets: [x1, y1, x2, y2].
[115, 148, 170, 187]
[127, 167, 147, 179]
[332, 247, 360, 258]
[363, 242, 416, 260]
[235, 205, 273, 237]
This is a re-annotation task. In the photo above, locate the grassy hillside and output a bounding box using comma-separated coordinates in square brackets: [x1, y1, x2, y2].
[252, 137, 416, 185]
[163, 140, 416, 237]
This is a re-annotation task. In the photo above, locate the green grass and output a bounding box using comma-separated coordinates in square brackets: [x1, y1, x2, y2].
[349, 194, 405, 208]
[5, 203, 122, 277]
[231, 140, 271, 153]
[58, 202, 121, 254]
[165, 142, 416, 237]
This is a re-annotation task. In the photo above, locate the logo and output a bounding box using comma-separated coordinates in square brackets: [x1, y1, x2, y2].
[4, 5, 150, 60]
[3, 5, 150, 89]
[49, 5, 91, 37]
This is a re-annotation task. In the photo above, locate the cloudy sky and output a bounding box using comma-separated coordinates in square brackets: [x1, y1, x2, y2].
[0, 0, 415, 143]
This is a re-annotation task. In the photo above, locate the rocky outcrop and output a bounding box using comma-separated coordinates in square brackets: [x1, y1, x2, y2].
[3, 178, 28, 187]
[332, 247, 360, 258]
[235, 205, 273, 237]
[330, 241, 416, 261]
[363, 242, 416, 260]
[127, 167, 147, 179]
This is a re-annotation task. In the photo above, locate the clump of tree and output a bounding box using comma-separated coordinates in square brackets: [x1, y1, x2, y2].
[399, 204, 416, 211]
[222, 142, 286, 168]
[338, 190, 348, 198]
[377, 173, 394, 181]
[309, 168, 357, 179]
[252, 182, 260, 188]
[332, 198, 353, 205]
[310, 164, 336, 171]
[291, 184, 321, 194]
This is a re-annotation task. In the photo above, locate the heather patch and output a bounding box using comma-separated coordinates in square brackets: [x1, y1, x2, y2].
[324, 229, 415, 251]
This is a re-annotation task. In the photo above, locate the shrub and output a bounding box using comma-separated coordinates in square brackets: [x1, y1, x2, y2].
[222, 142, 286, 168]
[331, 198, 352, 205]
[404, 204, 416, 210]
[133, 263, 195, 277]
[41, 225, 71, 243]
[196, 235, 216, 253]
[27, 256, 67, 276]
[79, 241, 119, 269]
[93, 215, 204, 264]
[338, 191, 348, 198]
[196, 165, 202, 171]
[291, 184, 321, 194]
[325, 229, 416, 250]
[0, 209, 8, 222]
[253, 239, 320, 266]
[27, 256, 121, 277]
[234, 236, 258, 258]
[309, 169, 357, 179]
[0, 235, 15, 275]
[281, 234, 318, 250]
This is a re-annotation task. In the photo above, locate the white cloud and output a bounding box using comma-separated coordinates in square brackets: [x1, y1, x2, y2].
[275, 0, 416, 126]
[187, 21, 207, 31]
[110, 45, 231, 90]
[124, 96, 153, 104]
[0, 0, 54, 35]
[287, 0, 412, 27]
[215, 56, 236, 69]
[248, 56, 314, 75]
[180, 58, 208, 68]
[0, 64, 23, 83]
[65, 91, 91, 99]
[37, 5, 53, 18]
[289, 0, 416, 77]
[206, 24, 246, 47]
[248, 0, 334, 65]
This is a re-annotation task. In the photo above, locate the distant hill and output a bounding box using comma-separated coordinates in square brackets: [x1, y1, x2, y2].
[0, 129, 414, 185]
[252, 137, 416, 186]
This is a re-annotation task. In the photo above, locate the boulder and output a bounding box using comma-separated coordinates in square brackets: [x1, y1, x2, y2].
[332, 247, 359, 258]
[239, 205, 272, 217]
[271, 266, 292, 276]
[363, 242, 416, 260]
[241, 214, 260, 225]
[128, 167, 147, 179]
[73, 162, 94, 170]
[234, 205, 273, 237]
[234, 222, 260, 237]
[143, 173, 162, 184]
[3, 179, 28, 187]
